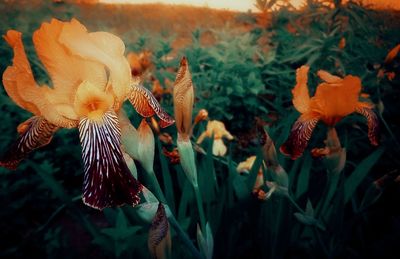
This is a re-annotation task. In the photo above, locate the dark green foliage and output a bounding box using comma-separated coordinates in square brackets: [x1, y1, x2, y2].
[0, 0, 399, 258]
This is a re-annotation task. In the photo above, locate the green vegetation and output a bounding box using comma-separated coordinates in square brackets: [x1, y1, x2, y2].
[0, 0, 399, 258]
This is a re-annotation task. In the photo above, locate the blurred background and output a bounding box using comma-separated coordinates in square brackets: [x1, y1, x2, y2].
[0, 0, 399, 258]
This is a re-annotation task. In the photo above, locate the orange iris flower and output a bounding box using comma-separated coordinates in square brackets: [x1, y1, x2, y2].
[0, 19, 174, 210]
[280, 65, 379, 159]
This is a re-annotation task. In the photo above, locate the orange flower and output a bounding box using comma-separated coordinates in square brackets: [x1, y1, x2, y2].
[194, 109, 208, 125]
[162, 147, 180, 164]
[127, 50, 152, 76]
[280, 65, 379, 159]
[197, 120, 233, 156]
[0, 19, 174, 210]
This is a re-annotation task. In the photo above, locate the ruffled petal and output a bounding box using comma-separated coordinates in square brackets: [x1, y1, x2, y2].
[311, 75, 361, 122]
[59, 19, 130, 105]
[33, 19, 107, 104]
[317, 70, 343, 83]
[280, 113, 320, 159]
[0, 116, 58, 169]
[292, 65, 310, 114]
[78, 110, 142, 210]
[128, 84, 175, 128]
[355, 102, 380, 146]
[3, 29, 77, 128]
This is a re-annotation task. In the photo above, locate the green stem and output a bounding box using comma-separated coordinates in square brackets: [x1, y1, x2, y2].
[146, 169, 202, 259]
[286, 194, 305, 214]
[147, 170, 167, 204]
[194, 185, 207, 232]
[168, 215, 203, 259]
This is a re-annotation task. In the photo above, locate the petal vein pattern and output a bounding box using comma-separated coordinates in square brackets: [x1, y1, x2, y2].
[129, 84, 175, 128]
[79, 110, 142, 210]
[0, 116, 58, 169]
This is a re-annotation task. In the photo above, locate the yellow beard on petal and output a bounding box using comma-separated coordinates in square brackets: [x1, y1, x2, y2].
[74, 81, 114, 121]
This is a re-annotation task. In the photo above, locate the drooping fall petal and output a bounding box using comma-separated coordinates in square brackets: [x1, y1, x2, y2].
[173, 57, 194, 141]
[128, 83, 174, 128]
[292, 65, 310, 114]
[212, 139, 227, 156]
[280, 113, 320, 159]
[2, 30, 44, 115]
[79, 110, 142, 210]
[0, 116, 58, 170]
[355, 103, 380, 146]
[148, 203, 171, 259]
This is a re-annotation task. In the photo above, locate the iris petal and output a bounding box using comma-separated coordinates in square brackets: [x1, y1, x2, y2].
[355, 103, 380, 146]
[128, 84, 175, 128]
[280, 113, 320, 159]
[79, 110, 142, 210]
[0, 116, 58, 169]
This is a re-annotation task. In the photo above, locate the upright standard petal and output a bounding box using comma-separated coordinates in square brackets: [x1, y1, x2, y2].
[128, 84, 175, 128]
[59, 19, 131, 105]
[292, 65, 311, 114]
[3, 29, 78, 128]
[0, 116, 58, 170]
[310, 75, 361, 125]
[32, 19, 107, 104]
[173, 57, 194, 141]
[317, 70, 343, 83]
[79, 110, 142, 210]
[355, 102, 380, 146]
[280, 113, 320, 159]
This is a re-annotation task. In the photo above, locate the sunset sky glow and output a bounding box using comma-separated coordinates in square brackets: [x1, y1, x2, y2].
[100, 0, 400, 11]
[100, 0, 305, 11]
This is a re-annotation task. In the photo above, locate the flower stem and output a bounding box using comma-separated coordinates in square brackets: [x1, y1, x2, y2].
[168, 215, 203, 259]
[286, 194, 305, 214]
[147, 170, 167, 204]
[146, 169, 202, 259]
[194, 184, 207, 232]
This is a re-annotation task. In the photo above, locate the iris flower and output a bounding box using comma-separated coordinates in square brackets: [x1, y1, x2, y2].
[0, 19, 173, 210]
[280, 65, 379, 159]
[196, 120, 234, 156]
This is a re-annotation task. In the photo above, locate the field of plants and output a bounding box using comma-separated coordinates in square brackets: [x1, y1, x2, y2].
[0, 0, 399, 258]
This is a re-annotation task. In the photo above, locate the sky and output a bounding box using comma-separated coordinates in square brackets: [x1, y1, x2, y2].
[99, 0, 289, 12]
[99, 0, 400, 11]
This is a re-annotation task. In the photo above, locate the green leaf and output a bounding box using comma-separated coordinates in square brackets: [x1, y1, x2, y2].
[295, 154, 312, 199]
[197, 223, 214, 259]
[344, 148, 385, 203]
